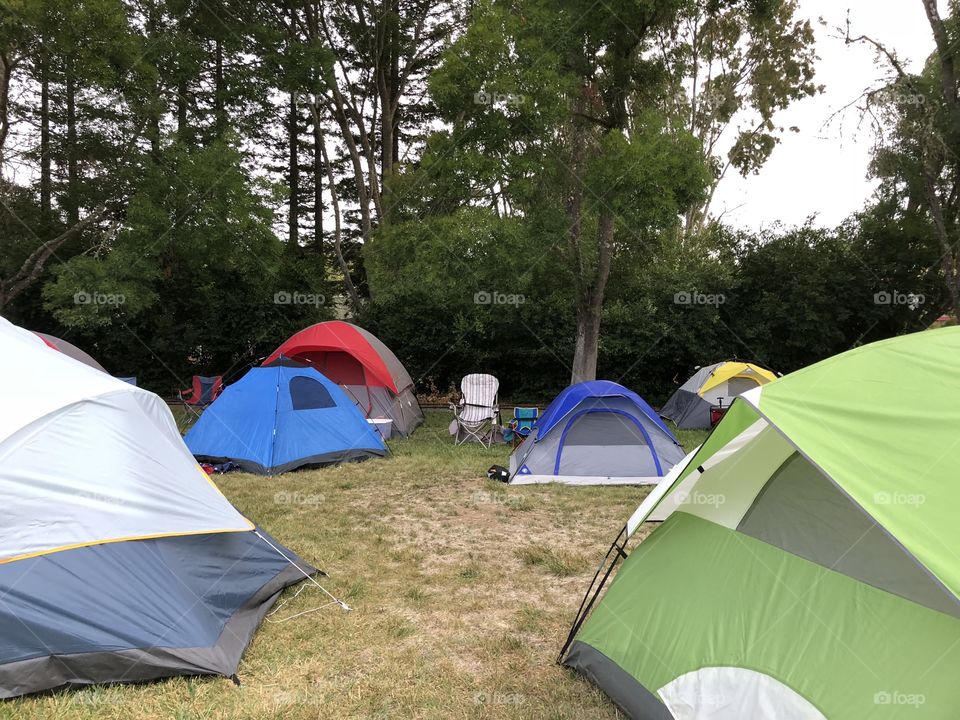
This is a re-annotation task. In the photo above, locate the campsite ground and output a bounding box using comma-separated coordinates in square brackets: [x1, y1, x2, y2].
[4, 411, 708, 720]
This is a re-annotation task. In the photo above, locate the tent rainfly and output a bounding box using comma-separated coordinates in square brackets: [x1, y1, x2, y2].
[509, 381, 686, 485]
[659, 360, 777, 429]
[560, 328, 960, 718]
[0, 316, 319, 698]
[34, 331, 108, 373]
[263, 321, 423, 436]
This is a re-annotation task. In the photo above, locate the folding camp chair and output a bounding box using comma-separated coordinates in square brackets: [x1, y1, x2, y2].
[179, 375, 224, 407]
[507, 406, 538, 448]
[450, 373, 500, 447]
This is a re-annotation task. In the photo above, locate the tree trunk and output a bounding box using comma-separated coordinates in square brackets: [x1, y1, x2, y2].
[920, 0, 960, 316]
[328, 94, 373, 244]
[923, 0, 959, 125]
[319, 131, 360, 312]
[177, 76, 187, 138]
[312, 118, 324, 261]
[214, 38, 225, 137]
[145, 6, 161, 162]
[380, 102, 393, 210]
[39, 47, 51, 220]
[0, 205, 108, 312]
[0, 51, 14, 168]
[923, 160, 960, 320]
[288, 90, 299, 249]
[65, 61, 79, 225]
[565, 101, 590, 382]
[377, 0, 400, 213]
[571, 299, 602, 383]
[570, 210, 615, 383]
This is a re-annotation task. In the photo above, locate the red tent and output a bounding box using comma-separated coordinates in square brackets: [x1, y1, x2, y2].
[263, 321, 422, 435]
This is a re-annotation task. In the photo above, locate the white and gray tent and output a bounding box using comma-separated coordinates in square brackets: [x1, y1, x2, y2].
[509, 381, 686, 486]
[0, 317, 318, 698]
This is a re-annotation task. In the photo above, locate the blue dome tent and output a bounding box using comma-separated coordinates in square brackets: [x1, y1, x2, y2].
[186, 365, 388, 474]
[508, 381, 685, 485]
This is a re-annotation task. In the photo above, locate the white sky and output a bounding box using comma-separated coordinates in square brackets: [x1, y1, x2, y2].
[712, 1, 937, 230]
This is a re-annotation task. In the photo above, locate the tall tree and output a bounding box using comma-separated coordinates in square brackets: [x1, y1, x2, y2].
[0, 0, 135, 312]
[424, 0, 710, 381]
[849, 1, 960, 318]
[657, 0, 820, 234]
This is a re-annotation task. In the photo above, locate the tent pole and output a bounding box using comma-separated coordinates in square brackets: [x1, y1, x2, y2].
[557, 526, 628, 663]
[268, 356, 283, 474]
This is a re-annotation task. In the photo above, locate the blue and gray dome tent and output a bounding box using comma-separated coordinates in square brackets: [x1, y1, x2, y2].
[0, 317, 316, 698]
[185, 364, 388, 474]
[508, 381, 685, 485]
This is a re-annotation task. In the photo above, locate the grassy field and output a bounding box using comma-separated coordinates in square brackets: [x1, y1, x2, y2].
[4, 410, 707, 720]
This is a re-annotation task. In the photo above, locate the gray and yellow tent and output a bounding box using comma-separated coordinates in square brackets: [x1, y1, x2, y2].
[659, 360, 776, 429]
[562, 329, 960, 718]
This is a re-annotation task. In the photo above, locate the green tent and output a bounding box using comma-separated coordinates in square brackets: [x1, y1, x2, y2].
[562, 328, 960, 718]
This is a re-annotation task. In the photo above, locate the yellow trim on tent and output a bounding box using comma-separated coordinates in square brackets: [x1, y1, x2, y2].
[698, 362, 777, 397]
[198, 463, 236, 497]
[0, 466, 254, 565]
[0, 521, 256, 565]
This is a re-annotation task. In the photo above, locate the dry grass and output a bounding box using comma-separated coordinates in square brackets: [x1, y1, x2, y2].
[2, 411, 707, 720]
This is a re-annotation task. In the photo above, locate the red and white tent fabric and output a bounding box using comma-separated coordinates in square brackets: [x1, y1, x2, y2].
[263, 321, 423, 435]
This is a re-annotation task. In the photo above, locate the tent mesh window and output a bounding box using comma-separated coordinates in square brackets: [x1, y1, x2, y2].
[289, 376, 336, 410]
[724, 376, 760, 396]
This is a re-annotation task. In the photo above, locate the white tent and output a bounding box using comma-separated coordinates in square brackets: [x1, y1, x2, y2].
[0, 316, 337, 698]
[0, 316, 252, 562]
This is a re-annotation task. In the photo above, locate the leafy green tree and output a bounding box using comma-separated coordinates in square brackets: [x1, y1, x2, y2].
[849, 1, 960, 318]
[0, 0, 135, 311]
[42, 139, 331, 391]
[410, 0, 711, 383]
[657, 0, 820, 233]
[363, 206, 574, 397]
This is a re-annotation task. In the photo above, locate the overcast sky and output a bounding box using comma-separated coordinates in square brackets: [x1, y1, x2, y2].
[712, 1, 937, 230]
